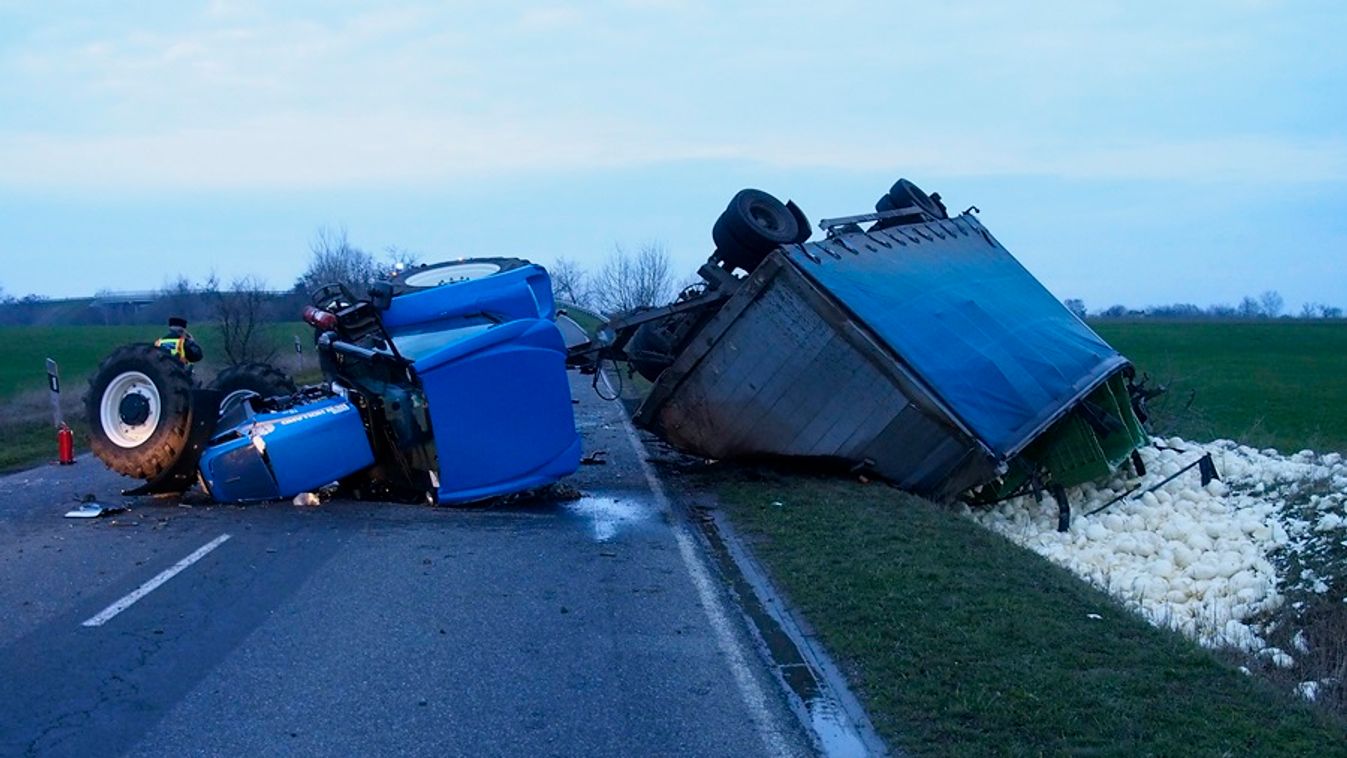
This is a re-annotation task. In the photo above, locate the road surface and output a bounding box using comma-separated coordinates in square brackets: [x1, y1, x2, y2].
[0, 372, 810, 757]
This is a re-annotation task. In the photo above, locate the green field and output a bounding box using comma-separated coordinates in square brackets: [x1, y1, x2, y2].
[0, 323, 311, 401]
[1092, 320, 1347, 453]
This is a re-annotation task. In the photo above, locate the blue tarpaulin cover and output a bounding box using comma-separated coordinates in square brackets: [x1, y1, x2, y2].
[785, 215, 1127, 459]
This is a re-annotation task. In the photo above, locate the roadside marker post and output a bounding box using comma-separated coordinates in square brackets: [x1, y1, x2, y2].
[47, 358, 75, 465]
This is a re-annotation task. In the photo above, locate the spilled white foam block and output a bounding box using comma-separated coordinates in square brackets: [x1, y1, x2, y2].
[966, 438, 1346, 657]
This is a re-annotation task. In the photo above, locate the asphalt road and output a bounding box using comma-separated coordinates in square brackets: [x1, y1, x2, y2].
[0, 372, 810, 757]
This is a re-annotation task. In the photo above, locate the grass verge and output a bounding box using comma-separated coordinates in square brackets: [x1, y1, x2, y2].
[0, 422, 61, 474]
[713, 468, 1346, 756]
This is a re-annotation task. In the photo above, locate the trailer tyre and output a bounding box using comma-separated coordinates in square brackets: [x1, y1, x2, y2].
[626, 319, 678, 383]
[712, 189, 799, 273]
[389, 257, 528, 294]
[86, 343, 195, 479]
[211, 363, 297, 414]
[883, 178, 947, 221]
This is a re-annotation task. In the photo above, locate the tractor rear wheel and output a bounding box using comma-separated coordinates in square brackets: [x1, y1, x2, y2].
[86, 344, 195, 479]
[389, 257, 528, 294]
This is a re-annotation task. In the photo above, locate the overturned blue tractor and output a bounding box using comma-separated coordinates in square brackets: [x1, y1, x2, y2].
[87, 262, 582, 505]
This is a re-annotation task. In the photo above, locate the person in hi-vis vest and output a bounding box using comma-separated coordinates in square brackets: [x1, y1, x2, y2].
[154, 316, 204, 365]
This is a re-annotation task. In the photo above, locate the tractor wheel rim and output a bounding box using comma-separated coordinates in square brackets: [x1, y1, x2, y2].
[100, 371, 161, 448]
[219, 389, 258, 417]
[403, 262, 502, 287]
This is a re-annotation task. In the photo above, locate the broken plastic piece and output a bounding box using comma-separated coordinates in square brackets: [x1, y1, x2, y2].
[64, 502, 127, 519]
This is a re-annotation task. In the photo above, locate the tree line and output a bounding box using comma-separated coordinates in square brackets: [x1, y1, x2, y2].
[1064, 291, 1343, 320]
[0, 227, 683, 364]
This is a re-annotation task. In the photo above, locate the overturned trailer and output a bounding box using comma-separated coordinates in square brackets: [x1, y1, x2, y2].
[580, 180, 1150, 512]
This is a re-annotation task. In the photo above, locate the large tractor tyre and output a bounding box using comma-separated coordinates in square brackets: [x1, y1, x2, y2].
[389, 257, 529, 294]
[712, 189, 800, 274]
[85, 343, 195, 480]
[211, 363, 297, 415]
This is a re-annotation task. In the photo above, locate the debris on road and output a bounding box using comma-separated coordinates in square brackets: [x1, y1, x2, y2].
[64, 499, 128, 519]
[292, 492, 320, 507]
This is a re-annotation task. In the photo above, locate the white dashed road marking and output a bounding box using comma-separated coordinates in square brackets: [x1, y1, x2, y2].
[82, 534, 232, 628]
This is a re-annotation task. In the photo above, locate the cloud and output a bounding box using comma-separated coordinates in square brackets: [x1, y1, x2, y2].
[2, 1, 1343, 189]
[0, 112, 740, 188]
[2, 116, 1342, 190]
[754, 134, 1347, 184]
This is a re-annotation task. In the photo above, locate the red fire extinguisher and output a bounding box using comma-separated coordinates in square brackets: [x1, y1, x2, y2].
[48, 359, 76, 465]
[57, 423, 75, 465]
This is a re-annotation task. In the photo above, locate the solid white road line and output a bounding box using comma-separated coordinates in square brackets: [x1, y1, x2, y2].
[81, 534, 232, 628]
[614, 408, 801, 758]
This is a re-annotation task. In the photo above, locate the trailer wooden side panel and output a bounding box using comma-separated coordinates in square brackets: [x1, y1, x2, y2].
[637, 255, 998, 501]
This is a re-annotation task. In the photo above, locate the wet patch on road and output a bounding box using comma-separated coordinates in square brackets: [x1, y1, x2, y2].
[562, 495, 659, 542]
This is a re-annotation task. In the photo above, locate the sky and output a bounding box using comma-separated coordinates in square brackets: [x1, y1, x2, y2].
[1, 0, 1344, 312]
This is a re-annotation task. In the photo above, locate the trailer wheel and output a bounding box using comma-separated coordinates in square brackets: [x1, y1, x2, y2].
[211, 363, 297, 414]
[626, 319, 678, 383]
[389, 257, 528, 294]
[86, 344, 195, 479]
[712, 189, 800, 273]
[883, 178, 947, 221]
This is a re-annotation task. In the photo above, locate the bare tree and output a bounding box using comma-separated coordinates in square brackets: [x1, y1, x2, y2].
[1063, 298, 1087, 319]
[298, 226, 377, 297]
[152, 274, 209, 323]
[590, 243, 674, 315]
[211, 275, 279, 366]
[549, 257, 590, 308]
[1259, 290, 1284, 319]
[1238, 296, 1263, 319]
[384, 245, 422, 273]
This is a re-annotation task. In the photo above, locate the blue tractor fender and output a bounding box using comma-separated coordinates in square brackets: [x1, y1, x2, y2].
[413, 317, 581, 504]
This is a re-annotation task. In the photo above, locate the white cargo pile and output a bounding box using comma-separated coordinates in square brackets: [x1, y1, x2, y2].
[967, 438, 1347, 661]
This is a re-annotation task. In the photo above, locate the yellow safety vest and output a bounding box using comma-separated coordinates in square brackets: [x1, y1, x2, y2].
[155, 336, 188, 362]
